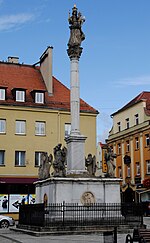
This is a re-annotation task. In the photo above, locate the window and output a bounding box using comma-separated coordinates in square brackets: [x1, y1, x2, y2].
[126, 118, 129, 129]
[35, 152, 44, 166]
[16, 120, 26, 135]
[16, 90, 25, 102]
[117, 122, 121, 132]
[135, 137, 139, 150]
[35, 92, 44, 104]
[127, 166, 131, 177]
[117, 143, 121, 154]
[147, 160, 150, 174]
[0, 89, 5, 100]
[15, 151, 25, 166]
[145, 134, 150, 147]
[126, 140, 130, 152]
[135, 114, 139, 125]
[136, 162, 140, 175]
[65, 123, 71, 137]
[118, 166, 122, 178]
[0, 150, 5, 165]
[0, 119, 6, 133]
[35, 122, 46, 135]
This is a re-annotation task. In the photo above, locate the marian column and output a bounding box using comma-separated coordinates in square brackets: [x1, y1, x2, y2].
[66, 5, 87, 175]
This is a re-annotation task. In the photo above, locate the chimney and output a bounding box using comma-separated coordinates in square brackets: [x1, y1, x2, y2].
[40, 46, 53, 94]
[8, 56, 19, 64]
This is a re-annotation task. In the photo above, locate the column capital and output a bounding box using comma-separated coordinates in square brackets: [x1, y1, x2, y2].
[67, 46, 83, 59]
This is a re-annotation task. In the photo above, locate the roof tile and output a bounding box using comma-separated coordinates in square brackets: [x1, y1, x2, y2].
[0, 62, 98, 114]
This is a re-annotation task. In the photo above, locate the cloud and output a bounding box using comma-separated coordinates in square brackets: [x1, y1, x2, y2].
[116, 75, 150, 86]
[0, 13, 34, 31]
[97, 113, 112, 143]
[97, 129, 110, 143]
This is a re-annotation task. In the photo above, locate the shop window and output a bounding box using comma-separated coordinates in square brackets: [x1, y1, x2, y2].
[35, 121, 46, 136]
[0, 119, 6, 133]
[15, 151, 25, 166]
[0, 150, 5, 165]
[16, 120, 26, 135]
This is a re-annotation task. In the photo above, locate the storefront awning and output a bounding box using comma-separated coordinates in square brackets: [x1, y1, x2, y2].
[0, 177, 38, 184]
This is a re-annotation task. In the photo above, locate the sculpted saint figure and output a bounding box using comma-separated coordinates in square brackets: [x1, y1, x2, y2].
[85, 154, 96, 176]
[52, 144, 67, 177]
[38, 152, 53, 180]
[104, 147, 117, 177]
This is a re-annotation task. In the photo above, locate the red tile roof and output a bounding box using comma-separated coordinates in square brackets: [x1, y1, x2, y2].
[111, 91, 150, 116]
[0, 62, 98, 114]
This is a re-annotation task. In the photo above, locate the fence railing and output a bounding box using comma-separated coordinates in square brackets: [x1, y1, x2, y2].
[19, 202, 143, 228]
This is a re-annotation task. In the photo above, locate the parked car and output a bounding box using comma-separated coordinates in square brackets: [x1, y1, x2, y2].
[0, 215, 15, 228]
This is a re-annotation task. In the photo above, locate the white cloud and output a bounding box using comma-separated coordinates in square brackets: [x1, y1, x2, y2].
[116, 75, 150, 86]
[97, 113, 112, 143]
[97, 129, 110, 144]
[0, 13, 34, 31]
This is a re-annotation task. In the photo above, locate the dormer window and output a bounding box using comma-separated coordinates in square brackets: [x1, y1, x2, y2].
[35, 92, 44, 104]
[117, 122, 121, 132]
[126, 118, 129, 129]
[16, 90, 25, 102]
[30, 90, 45, 104]
[135, 114, 139, 125]
[0, 88, 6, 100]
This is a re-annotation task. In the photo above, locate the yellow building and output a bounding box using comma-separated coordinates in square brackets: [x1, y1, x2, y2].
[107, 91, 150, 203]
[0, 47, 98, 214]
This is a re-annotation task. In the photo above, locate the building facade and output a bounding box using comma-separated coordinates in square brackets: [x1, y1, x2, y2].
[107, 92, 150, 203]
[96, 142, 108, 176]
[0, 47, 98, 215]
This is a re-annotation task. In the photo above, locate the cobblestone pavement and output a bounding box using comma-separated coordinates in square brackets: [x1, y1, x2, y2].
[0, 217, 149, 243]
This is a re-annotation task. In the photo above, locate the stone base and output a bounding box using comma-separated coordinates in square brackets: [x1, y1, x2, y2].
[35, 177, 122, 204]
[65, 134, 87, 175]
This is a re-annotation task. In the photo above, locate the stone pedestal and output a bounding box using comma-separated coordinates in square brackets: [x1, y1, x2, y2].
[35, 177, 122, 204]
[65, 134, 87, 175]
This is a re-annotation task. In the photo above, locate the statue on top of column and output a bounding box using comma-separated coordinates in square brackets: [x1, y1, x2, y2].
[67, 5, 85, 59]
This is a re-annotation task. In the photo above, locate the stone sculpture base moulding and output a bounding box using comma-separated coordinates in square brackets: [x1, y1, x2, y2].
[35, 177, 122, 205]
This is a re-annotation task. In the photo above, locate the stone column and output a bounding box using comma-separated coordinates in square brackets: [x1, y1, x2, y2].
[65, 5, 87, 175]
[70, 57, 80, 135]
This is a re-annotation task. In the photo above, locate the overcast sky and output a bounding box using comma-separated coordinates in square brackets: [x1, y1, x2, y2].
[0, 0, 150, 143]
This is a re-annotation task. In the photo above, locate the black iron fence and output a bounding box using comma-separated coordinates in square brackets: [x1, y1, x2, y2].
[19, 202, 143, 228]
